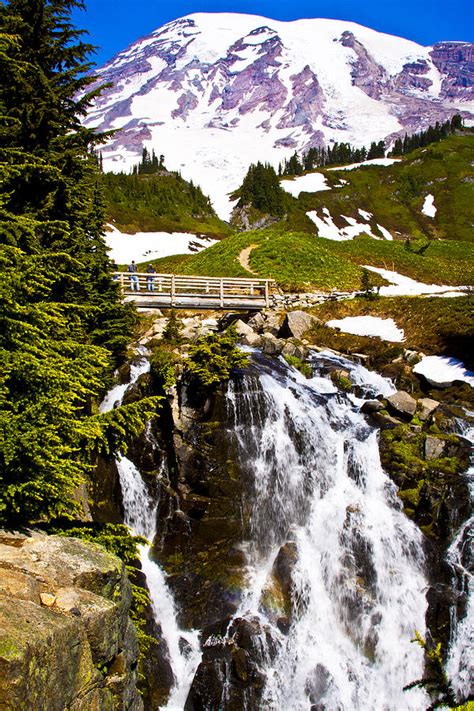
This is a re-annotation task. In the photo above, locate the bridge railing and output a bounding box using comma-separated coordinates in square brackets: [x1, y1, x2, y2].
[114, 272, 275, 308]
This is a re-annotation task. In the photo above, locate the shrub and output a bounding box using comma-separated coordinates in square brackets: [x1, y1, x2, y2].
[185, 327, 250, 388]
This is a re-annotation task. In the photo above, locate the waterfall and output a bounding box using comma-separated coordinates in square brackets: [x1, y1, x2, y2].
[226, 352, 429, 710]
[100, 353, 200, 709]
[446, 424, 474, 701]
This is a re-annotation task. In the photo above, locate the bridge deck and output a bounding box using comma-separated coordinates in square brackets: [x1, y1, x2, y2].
[115, 272, 275, 310]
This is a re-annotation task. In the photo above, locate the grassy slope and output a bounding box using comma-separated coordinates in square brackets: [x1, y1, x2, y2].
[140, 228, 371, 292]
[102, 171, 231, 238]
[293, 134, 474, 243]
[134, 134, 474, 291]
[141, 226, 473, 292]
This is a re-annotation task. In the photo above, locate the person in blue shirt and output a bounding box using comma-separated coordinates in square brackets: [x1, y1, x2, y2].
[128, 261, 140, 291]
[147, 265, 156, 291]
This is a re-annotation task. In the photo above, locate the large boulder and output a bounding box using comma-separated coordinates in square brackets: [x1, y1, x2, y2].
[185, 616, 277, 711]
[0, 531, 142, 711]
[260, 333, 285, 356]
[233, 319, 261, 347]
[279, 310, 318, 339]
[386, 391, 417, 420]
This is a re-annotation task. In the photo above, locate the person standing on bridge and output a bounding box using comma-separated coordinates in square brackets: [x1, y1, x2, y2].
[147, 265, 156, 292]
[128, 261, 140, 291]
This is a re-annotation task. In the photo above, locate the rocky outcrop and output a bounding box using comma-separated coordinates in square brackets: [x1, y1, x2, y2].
[430, 42, 474, 100]
[185, 616, 278, 710]
[0, 531, 142, 711]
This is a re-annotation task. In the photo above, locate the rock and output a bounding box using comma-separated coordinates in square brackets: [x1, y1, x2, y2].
[0, 532, 142, 711]
[185, 616, 276, 711]
[279, 310, 318, 339]
[360, 400, 385, 415]
[370, 412, 401, 429]
[425, 435, 446, 460]
[233, 319, 261, 346]
[404, 349, 421, 365]
[39, 592, 56, 607]
[418, 398, 440, 421]
[281, 341, 308, 360]
[272, 543, 298, 600]
[260, 333, 284, 356]
[386, 391, 417, 420]
[264, 312, 283, 336]
[247, 311, 266, 333]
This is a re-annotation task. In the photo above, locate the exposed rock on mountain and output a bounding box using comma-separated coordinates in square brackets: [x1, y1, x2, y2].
[84, 13, 474, 218]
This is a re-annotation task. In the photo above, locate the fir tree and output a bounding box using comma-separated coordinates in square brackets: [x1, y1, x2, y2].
[0, 0, 142, 526]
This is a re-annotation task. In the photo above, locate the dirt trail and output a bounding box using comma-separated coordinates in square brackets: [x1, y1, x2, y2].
[238, 243, 258, 275]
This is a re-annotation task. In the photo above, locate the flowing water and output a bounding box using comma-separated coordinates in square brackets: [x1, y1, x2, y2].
[446, 423, 474, 702]
[100, 353, 200, 709]
[227, 352, 429, 710]
[101, 347, 472, 709]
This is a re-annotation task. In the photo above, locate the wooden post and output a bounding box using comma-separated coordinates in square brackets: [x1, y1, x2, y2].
[120, 273, 124, 292]
[171, 274, 176, 307]
[265, 280, 269, 307]
[220, 278, 224, 308]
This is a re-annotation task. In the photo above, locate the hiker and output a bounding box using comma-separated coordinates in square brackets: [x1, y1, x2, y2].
[147, 265, 156, 291]
[128, 260, 140, 291]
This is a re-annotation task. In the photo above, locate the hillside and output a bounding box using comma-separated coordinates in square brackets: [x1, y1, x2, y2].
[102, 171, 231, 237]
[282, 133, 474, 243]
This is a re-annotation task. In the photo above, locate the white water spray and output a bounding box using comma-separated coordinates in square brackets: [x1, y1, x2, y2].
[227, 352, 429, 710]
[447, 424, 474, 701]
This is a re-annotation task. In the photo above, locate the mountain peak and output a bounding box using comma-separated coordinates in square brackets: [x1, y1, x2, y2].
[85, 12, 474, 218]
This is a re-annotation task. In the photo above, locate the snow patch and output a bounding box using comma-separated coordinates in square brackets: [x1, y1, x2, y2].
[376, 224, 394, 240]
[280, 172, 332, 197]
[422, 194, 437, 218]
[363, 266, 468, 297]
[326, 316, 405, 342]
[413, 356, 474, 388]
[358, 209, 373, 221]
[327, 158, 401, 171]
[104, 225, 217, 264]
[307, 209, 378, 240]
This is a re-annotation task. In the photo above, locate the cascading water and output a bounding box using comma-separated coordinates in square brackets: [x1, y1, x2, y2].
[226, 351, 429, 710]
[100, 353, 200, 709]
[446, 423, 474, 702]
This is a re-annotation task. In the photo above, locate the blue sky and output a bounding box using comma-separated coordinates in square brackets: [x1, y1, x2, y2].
[73, 0, 474, 67]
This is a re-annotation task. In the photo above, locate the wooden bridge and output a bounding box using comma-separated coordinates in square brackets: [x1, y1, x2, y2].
[115, 272, 276, 310]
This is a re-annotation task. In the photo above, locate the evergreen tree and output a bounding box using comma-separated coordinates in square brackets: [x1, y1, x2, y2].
[234, 162, 288, 216]
[0, 1, 143, 526]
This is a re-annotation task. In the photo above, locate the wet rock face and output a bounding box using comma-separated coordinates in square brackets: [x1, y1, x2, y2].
[152, 384, 250, 629]
[0, 531, 142, 711]
[185, 616, 278, 710]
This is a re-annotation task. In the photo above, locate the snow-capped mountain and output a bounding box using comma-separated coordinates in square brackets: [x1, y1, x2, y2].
[85, 13, 474, 219]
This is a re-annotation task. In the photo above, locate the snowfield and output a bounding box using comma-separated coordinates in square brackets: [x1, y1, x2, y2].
[413, 356, 474, 388]
[104, 225, 217, 264]
[364, 266, 468, 297]
[326, 316, 405, 342]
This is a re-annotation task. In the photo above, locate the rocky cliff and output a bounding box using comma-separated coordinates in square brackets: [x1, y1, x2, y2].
[0, 532, 142, 711]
